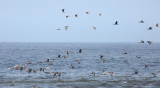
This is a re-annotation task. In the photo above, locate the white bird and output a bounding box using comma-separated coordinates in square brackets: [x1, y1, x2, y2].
[102, 70, 107, 75]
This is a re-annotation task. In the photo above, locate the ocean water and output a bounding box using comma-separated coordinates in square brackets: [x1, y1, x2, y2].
[0, 42, 160, 88]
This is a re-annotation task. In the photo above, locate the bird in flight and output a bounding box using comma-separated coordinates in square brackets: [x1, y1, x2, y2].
[75, 14, 78, 17]
[98, 13, 102, 16]
[139, 40, 144, 43]
[66, 15, 69, 18]
[62, 9, 65, 13]
[139, 20, 144, 23]
[93, 27, 96, 30]
[85, 11, 89, 14]
[56, 28, 61, 30]
[156, 23, 159, 27]
[147, 27, 152, 30]
[65, 25, 69, 31]
[147, 41, 152, 45]
[114, 21, 118, 25]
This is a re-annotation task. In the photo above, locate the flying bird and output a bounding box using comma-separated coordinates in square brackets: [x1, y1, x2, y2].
[75, 14, 78, 17]
[66, 15, 69, 18]
[56, 28, 61, 30]
[147, 27, 152, 30]
[65, 25, 69, 31]
[139, 20, 144, 23]
[85, 11, 89, 14]
[62, 9, 65, 13]
[93, 27, 96, 30]
[147, 41, 152, 45]
[139, 40, 144, 43]
[156, 23, 159, 27]
[114, 21, 118, 25]
[98, 13, 102, 16]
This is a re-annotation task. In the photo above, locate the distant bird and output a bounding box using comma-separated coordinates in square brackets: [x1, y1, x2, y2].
[57, 72, 61, 77]
[58, 54, 61, 58]
[98, 13, 102, 16]
[139, 40, 144, 43]
[46, 67, 50, 71]
[114, 21, 118, 25]
[56, 28, 61, 30]
[14, 64, 19, 70]
[85, 11, 89, 14]
[124, 52, 127, 54]
[102, 70, 107, 75]
[134, 70, 138, 74]
[65, 25, 69, 31]
[27, 68, 32, 73]
[53, 72, 57, 76]
[64, 56, 67, 59]
[103, 58, 106, 63]
[40, 68, 44, 72]
[79, 49, 82, 53]
[99, 55, 104, 59]
[66, 51, 70, 55]
[147, 27, 152, 30]
[93, 27, 96, 30]
[75, 14, 78, 17]
[152, 73, 156, 77]
[139, 20, 144, 23]
[145, 64, 148, 68]
[136, 56, 141, 58]
[33, 69, 37, 74]
[70, 64, 75, 69]
[156, 23, 159, 27]
[147, 41, 152, 45]
[66, 15, 69, 18]
[109, 72, 113, 76]
[91, 71, 96, 76]
[20, 66, 23, 71]
[46, 59, 49, 62]
[62, 9, 65, 13]
[78, 60, 80, 64]
[49, 62, 53, 65]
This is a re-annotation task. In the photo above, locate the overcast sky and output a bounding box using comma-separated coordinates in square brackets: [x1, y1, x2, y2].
[0, 0, 160, 42]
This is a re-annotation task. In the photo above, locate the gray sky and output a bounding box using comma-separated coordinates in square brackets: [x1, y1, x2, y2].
[0, 0, 160, 42]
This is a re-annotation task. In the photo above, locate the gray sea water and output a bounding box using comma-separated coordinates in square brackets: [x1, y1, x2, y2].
[0, 42, 160, 88]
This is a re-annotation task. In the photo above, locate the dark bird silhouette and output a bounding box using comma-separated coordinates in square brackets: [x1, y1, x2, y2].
[75, 14, 78, 17]
[66, 15, 69, 18]
[56, 28, 61, 30]
[70, 64, 75, 69]
[114, 21, 118, 25]
[91, 71, 96, 76]
[62, 9, 65, 13]
[145, 64, 148, 68]
[99, 13, 102, 16]
[86, 11, 89, 14]
[139, 20, 144, 23]
[152, 73, 156, 77]
[79, 49, 82, 53]
[134, 70, 138, 74]
[147, 27, 152, 30]
[156, 23, 159, 27]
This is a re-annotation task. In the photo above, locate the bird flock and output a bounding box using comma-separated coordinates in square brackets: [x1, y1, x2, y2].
[8, 9, 160, 78]
[56, 9, 159, 45]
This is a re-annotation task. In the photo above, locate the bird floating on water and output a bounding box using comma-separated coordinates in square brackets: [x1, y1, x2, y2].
[98, 13, 102, 16]
[85, 11, 89, 14]
[93, 27, 96, 30]
[147, 27, 152, 30]
[156, 23, 159, 27]
[75, 14, 78, 17]
[147, 41, 152, 45]
[139, 40, 144, 43]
